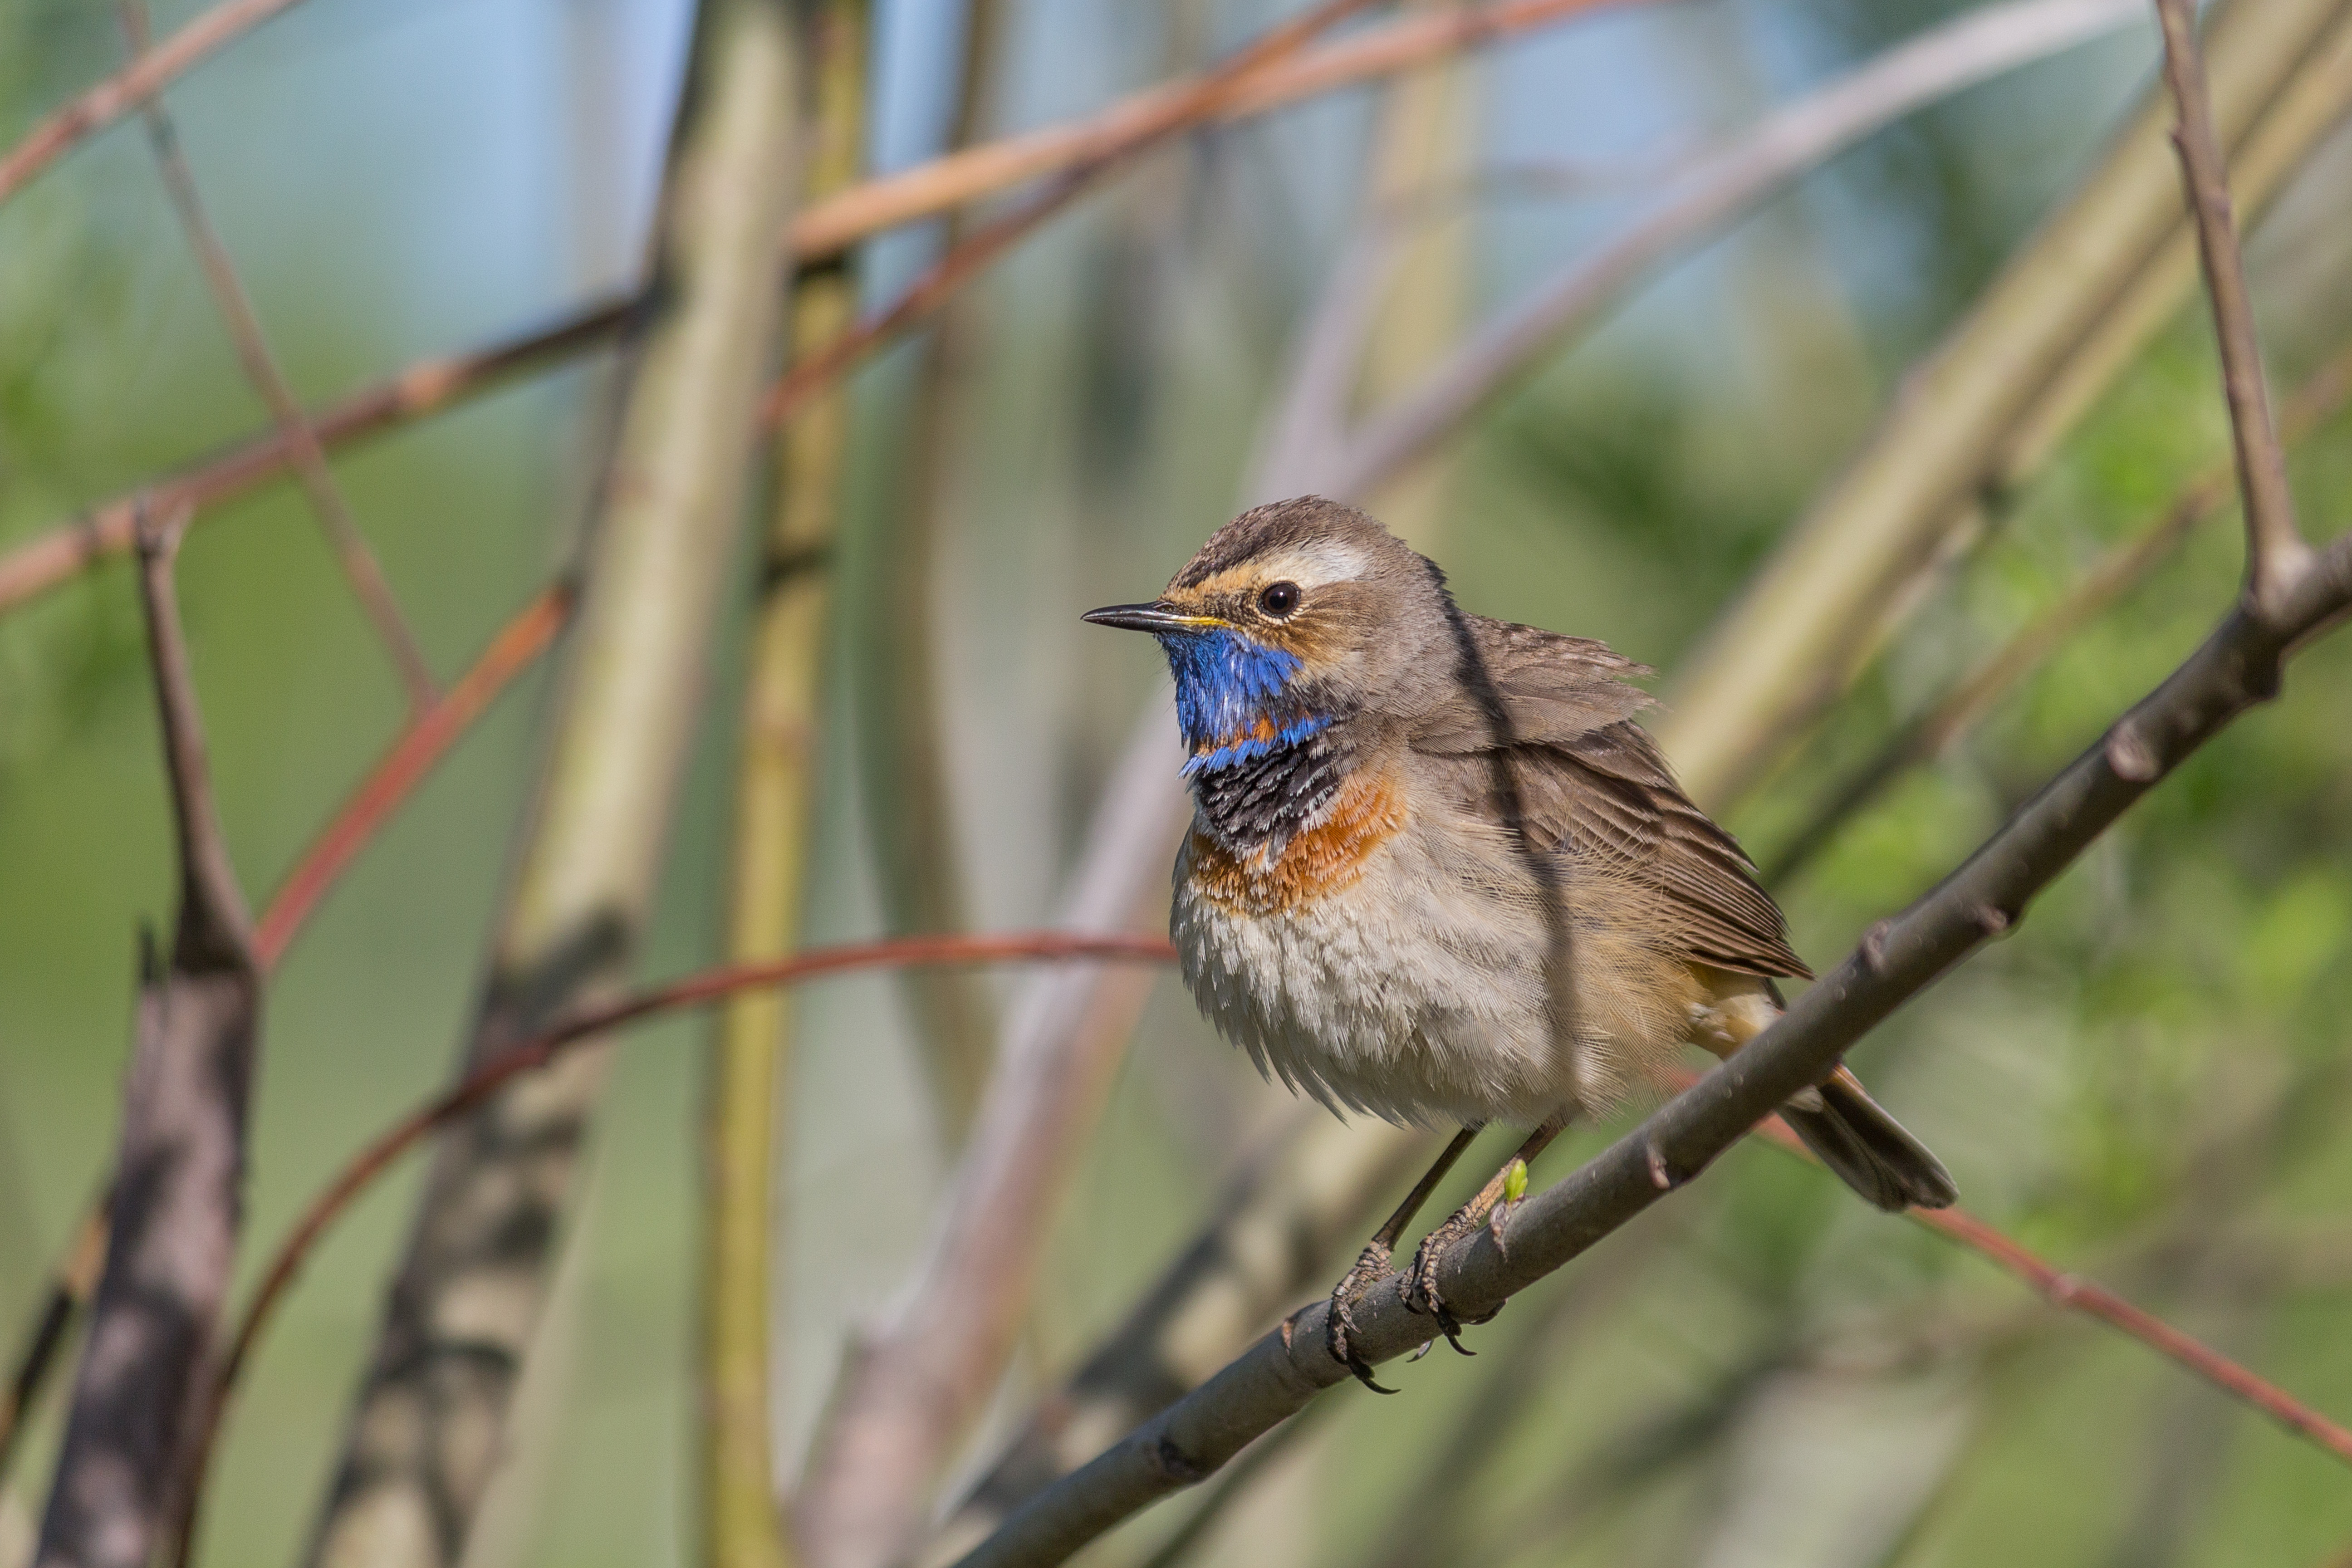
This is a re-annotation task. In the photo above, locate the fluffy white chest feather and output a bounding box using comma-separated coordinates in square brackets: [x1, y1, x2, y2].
[1172, 764, 1597, 1127]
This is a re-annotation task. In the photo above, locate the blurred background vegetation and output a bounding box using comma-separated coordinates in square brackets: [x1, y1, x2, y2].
[3, 0, 2351, 1564]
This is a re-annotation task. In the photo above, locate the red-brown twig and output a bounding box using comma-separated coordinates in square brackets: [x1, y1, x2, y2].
[250, 580, 575, 970]
[0, 295, 637, 615]
[2155, 0, 2313, 618]
[0, 0, 1644, 614]
[784, 0, 1647, 259]
[170, 932, 1178, 1568]
[118, 0, 438, 715]
[759, 0, 1383, 437]
[1742, 1114, 2352, 1464]
[0, 0, 311, 205]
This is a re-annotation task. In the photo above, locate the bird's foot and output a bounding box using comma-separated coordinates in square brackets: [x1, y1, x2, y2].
[1403, 1165, 1521, 1355]
[1324, 1241, 1399, 1393]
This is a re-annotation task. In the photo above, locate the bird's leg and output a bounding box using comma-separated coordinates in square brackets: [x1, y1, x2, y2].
[1325, 1124, 1481, 1392]
[1404, 1111, 1569, 1353]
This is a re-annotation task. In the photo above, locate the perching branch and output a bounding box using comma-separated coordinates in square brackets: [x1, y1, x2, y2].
[34, 510, 261, 1568]
[950, 522, 2352, 1566]
[0, 0, 311, 206]
[171, 932, 1180, 1564]
[118, 0, 439, 715]
[918, 1113, 1431, 1566]
[2154, 0, 2316, 617]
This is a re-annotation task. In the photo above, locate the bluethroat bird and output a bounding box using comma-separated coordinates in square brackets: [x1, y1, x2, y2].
[1086, 497, 1956, 1388]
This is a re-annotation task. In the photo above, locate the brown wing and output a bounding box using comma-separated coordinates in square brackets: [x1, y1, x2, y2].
[1413, 615, 1808, 980]
[1413, 615, 1655, 754]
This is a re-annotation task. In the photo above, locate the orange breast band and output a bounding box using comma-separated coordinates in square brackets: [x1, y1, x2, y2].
[1186, 767, 1406, 916]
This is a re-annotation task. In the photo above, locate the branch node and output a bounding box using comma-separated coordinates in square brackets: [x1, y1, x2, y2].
[2103, 724, 2161, 783]
[1859, 919, 1893, 975]
[1973, 904, 2012, 937]
[1151, 1434, 1209, 1485]
[1645, 1139, 1676, 1191]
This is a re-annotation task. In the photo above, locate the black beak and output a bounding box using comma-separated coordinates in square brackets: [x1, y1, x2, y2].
[1081, 601, 1219, 634]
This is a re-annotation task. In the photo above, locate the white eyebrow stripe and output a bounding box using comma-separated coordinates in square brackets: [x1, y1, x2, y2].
[1286, 540, 1371, 585]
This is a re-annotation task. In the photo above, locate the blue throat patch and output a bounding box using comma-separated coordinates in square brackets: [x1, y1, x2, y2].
[1159, 627, 1331, 776]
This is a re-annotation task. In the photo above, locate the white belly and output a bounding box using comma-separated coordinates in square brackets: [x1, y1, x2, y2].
[1173, 811, 1583, 1128]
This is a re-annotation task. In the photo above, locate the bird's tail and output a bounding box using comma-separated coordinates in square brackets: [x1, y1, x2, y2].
[1779, 1066, 1956, 1212]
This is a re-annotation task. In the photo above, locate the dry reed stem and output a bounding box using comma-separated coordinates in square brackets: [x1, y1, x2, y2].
[172, 932, 1181, 1563]
[1659, 0, 2352, 809]
[700, 2, 871, 1561]
[1766, 335, 2352, 885]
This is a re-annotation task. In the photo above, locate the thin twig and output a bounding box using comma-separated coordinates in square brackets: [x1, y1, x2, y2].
[0, 0, 310, 205]
[1656, 0, 2351, 810]
[2155, 0, 2313, 618]
[0, 0, 1659, 618]
[171, 931, 1180, 1564]
[949, 520, 2352, 1567]
[250, 580, 575, 970]
[1741, 1115, 2352, 1462]
[36, 507, 260, 1568]
[1766, 336, 2352, 885]
[0, 296, 637, 616]
[118, 0, 439, 715]
[759, 0, 1381, 436]
[1325, 0, 2147, 498]
[785, 0, 1651, 260]
[853, 0, 1007, 1146]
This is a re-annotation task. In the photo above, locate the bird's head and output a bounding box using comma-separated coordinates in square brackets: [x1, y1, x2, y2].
[1083, 497, 1454, 773]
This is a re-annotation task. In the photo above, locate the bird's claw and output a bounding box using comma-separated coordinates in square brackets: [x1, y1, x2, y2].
[1403, 1230, 1476, 1355]
[1324, 1242, 1398, 1393]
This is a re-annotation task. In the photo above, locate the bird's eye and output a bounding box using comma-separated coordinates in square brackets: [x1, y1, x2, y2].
[1258, 580, 1301, 618]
